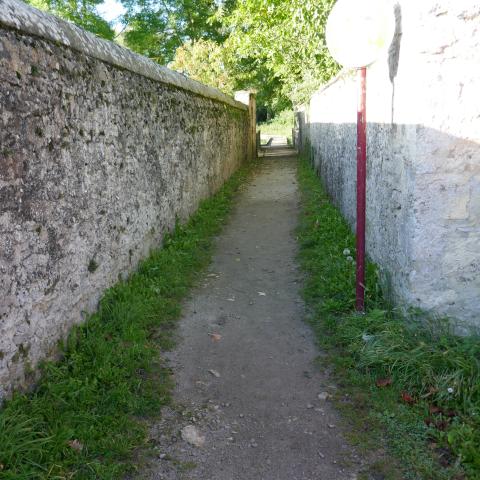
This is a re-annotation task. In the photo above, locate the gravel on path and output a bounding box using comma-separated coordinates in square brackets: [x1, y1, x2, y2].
[141, 146, 364, 480]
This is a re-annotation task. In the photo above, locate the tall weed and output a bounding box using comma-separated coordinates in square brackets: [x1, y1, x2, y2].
[297, 156, 479, 478]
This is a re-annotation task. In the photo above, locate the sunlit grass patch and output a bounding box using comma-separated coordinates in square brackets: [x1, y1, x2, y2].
[297, 156, 479, 479]
[0, 161, 255, 479]
[258, 109, 294, 141]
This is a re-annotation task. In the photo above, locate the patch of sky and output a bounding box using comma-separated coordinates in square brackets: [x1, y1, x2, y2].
[97, 0, 126, 24]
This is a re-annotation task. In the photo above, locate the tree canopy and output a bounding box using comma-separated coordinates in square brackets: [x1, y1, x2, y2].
[224, 0, 339, 106]
[26, 0, 115, 40]
[169, 39, 237, 94]
[119, 0, 235, 63]
[24, 0, 339, 115]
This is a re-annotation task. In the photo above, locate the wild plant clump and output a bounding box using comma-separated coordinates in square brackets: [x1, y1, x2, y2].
[0, 162, 254, 479]
[297, 156, 480, 478]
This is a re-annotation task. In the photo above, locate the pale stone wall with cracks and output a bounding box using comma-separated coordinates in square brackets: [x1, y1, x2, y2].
[0, 0, 249, 398]
[297, 1, 480, 332]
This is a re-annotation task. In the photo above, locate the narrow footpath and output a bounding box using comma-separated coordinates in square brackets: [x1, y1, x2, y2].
[142, 144, 362, 480]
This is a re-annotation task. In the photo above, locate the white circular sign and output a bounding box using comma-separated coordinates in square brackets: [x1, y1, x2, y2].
[326, 0, 395, 69]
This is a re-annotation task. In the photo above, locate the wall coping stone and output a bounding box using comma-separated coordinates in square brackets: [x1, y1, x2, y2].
[0, 0, 247, 110]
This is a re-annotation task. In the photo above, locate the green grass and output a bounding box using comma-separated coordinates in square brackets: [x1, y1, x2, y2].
[0, 161, 255, 479]
[258, 109, 293, 141]
[296, 156, 480, 479]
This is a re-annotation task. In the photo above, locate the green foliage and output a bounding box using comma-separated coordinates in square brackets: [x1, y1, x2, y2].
[225, 0, 340, 106]
[25, 0, 337, 114]
[119, 0, 234, 64]
[228, 57, 291, 119]
[297, 157, 479, 478]
[169, 39, 236, 94]
[166, 0, 339, 114]
[26, 0, 115, 40]
[258, 109, 293, 139]
[0, 163, 254, 478]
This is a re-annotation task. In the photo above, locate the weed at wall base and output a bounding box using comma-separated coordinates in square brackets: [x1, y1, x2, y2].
[0, 161, 256, 479]
[297, 156, 479, 479]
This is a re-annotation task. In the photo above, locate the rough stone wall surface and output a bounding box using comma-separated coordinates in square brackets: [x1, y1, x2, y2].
[0, 3, 248, 399]
[298, 1, 480, 331]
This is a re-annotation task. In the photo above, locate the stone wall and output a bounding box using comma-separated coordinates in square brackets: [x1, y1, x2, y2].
[297, 1, 480, 331]
[0, 0, 250, 399]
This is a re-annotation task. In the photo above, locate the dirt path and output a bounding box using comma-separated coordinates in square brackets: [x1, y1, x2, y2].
[141, 146, 362, 480]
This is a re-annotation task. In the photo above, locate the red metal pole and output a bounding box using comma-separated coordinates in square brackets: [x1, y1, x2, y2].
[356, 67, 367, 311]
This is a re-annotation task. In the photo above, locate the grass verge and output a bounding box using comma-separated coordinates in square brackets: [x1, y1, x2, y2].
[258, 109, 293, 141]
[0, 161, 256, 479]
[296, 156, 479, 480]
